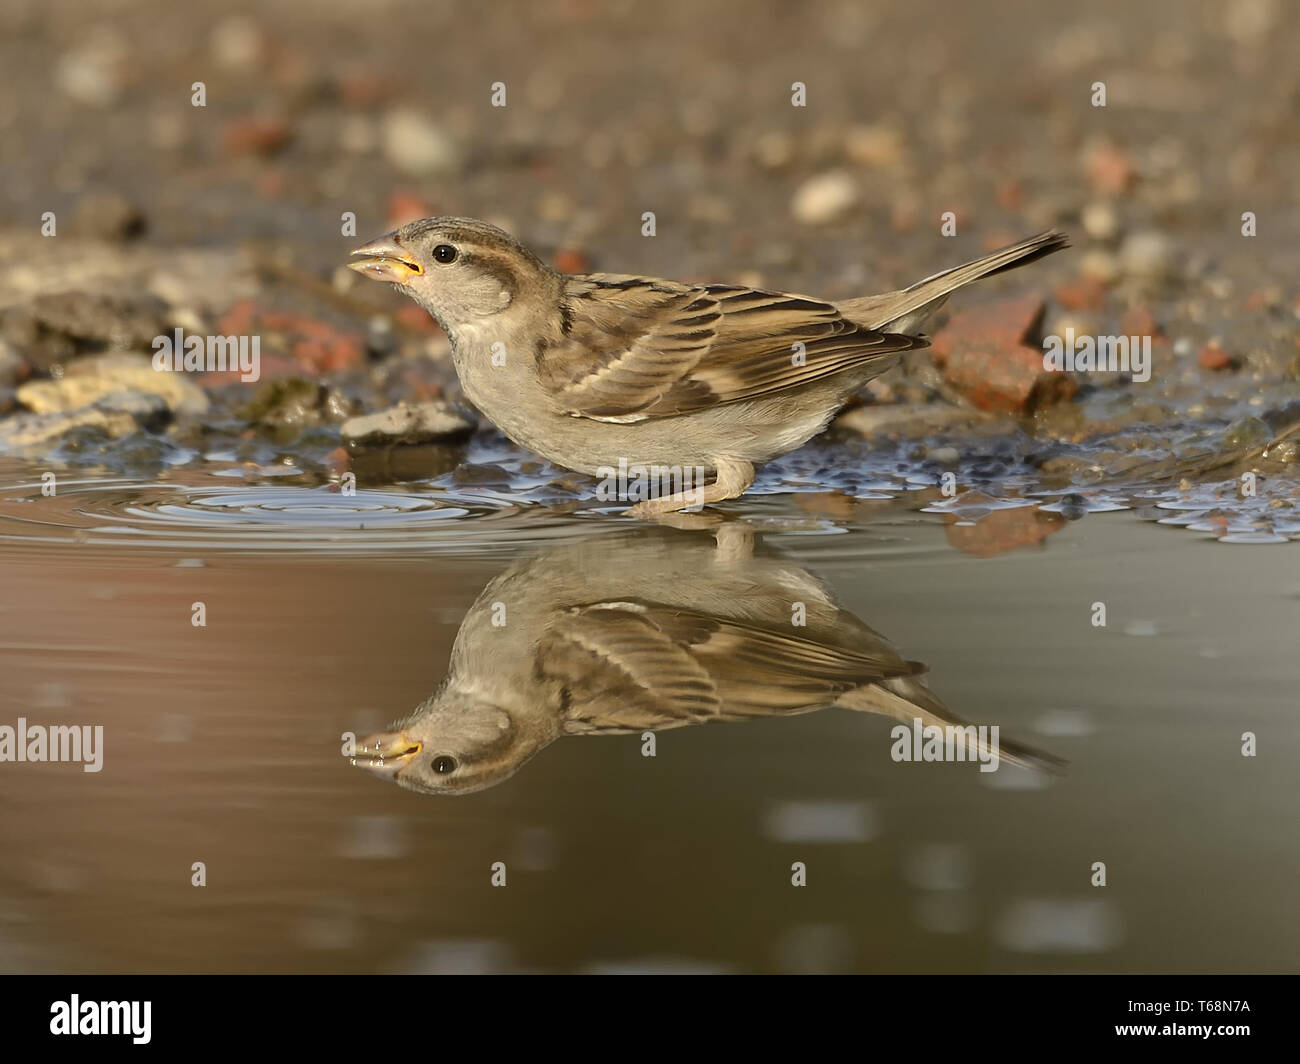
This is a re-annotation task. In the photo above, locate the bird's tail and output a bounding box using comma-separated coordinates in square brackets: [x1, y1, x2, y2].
[835, 673, 1065, 775]
[841, 230, 1070, 333]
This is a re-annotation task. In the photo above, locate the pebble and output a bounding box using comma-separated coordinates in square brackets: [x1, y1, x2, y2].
[222, 116, 292, 157]
[382, 109, 462, 176]
[342, 401, 476, 448]
[54, 31, 127, 108]
[1223, 416, 1271, 449]
[843, 124, 905, 169]
[93, 389, 172, 431]
[0, 405, 145, 448]
[1080, 200, 1120, 243]
[1078, 249, 1121, 285]
[16, 354, 209, 416]
[1119, 231, 1175, 281]
[69, 191, 146, 242]
[238, 377, 333, 428]
[753, 130, 795, 170]
[210, 15, 265, 71]
[1197, 341, 1239, 371]
[339, 114, 378, 155]
[30, 292, 167, 346]
[791, 171, 859, 225]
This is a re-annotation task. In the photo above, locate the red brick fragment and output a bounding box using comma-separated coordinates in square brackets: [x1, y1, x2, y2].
[1197, 342, 1239, 371]
[222, 117, 292, 156]
[1055, 278, 1106, 311]
[930, 296, 1075, 414]
[387, 191, 436, 228]
[552, 248, 590, 273]
[944, 507, 1066, 557]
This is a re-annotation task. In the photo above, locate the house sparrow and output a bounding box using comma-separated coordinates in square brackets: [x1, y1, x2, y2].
[349, 528, 1060, 795]
[349, 218, 1067, 515]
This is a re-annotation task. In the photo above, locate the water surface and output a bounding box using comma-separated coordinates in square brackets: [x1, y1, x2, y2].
[0, 456, 1295, 973]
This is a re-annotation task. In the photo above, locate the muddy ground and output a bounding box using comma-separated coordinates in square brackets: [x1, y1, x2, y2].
[1, 0, 1299, 543]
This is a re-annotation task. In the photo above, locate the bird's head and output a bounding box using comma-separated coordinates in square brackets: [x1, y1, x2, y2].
[348, 686, 556, 796]
[348, 216, 557, 335]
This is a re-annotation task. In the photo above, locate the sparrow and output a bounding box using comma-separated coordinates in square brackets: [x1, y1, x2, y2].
[348, 527, 1061, 795]
[348, 218, 1068, 515]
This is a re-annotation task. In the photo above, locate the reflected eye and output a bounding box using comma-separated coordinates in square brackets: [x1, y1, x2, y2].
[433, 244, 458, 264]
[432, 755, 458, 774]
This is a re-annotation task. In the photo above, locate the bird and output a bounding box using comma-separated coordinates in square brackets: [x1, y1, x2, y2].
[348, 526, 1061, 795]
[348, 218, 1068, 515]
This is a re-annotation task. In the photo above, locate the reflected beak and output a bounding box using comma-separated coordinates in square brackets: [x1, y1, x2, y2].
[350, 730, 423, 779]
[348, 234, 423, 285]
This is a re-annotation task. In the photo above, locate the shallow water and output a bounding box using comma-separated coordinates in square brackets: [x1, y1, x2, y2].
[0, 453, 1296, 973]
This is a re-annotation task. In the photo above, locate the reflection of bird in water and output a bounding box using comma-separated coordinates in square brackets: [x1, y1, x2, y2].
[350, 525, 1059, 795]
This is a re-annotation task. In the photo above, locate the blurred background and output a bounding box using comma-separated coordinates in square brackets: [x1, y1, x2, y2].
[1, 0, 1298, 975]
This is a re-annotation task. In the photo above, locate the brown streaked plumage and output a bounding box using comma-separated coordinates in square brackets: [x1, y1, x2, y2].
[348, 218, 1068, 515]
[348, 528, 1063, 796]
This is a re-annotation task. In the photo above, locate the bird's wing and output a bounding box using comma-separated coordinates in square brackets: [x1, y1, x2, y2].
[535, 599, 923, 734]
[538, 275, 928, 422]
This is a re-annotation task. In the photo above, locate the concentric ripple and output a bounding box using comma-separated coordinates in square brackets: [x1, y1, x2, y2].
[0, 475, 600, 554]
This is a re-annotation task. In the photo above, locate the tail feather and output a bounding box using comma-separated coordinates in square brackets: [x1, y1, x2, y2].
[840, 230, 1070, 333]
[835, 675, 1066, 775]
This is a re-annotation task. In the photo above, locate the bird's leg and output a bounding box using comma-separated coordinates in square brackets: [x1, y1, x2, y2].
[626, 458, 754, 518]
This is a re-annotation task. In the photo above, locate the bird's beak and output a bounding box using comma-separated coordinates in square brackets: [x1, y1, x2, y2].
[350, 730, 423, 779]
[348, 233, 423, 285]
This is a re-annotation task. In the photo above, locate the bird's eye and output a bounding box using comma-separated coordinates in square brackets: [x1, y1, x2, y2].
[432, 755, 458, 774]
[433, 244, 458, 264]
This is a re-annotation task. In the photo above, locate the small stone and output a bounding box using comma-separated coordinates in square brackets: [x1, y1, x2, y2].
[930, 296, 1075, 414]
[1120, 307, 1162, 341]
[342, 401, 476, 448]
[30, 292, 167, 347]
[383, 109, 462, 177]
[337, 70, 394, 109]
[1080, 200, 1120, 242]
[93, 390, 172, 431]
[1265, 440, 1299, 464]
[1057, 493, 1090, 520]
[1054, 278, 1106, 311]
[222, 116, 292, 156]
[387, 191, 436, 227]
[17, 354, 209, 416]
[1078, 249, 1121, 284]
[843, 124, 905, 169]
[54, 31, 127, 108]
[239, 377, 332, 428]
[791, 171, 859, 225]
[753, 130, 795, 170]
[1119, 231, 1175, 281]
[0, 405, 144, 449]
[1198, 341, 1239, 371]
[552, 248, 590, 273]
[68, 191, 146, 242]
[338, 114, 378, 154]
[1223, 416, 1270, 449]
[1083, 141, 1137, 196]
[393, 303, 440, 335]
[210, 15, 265, 70]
